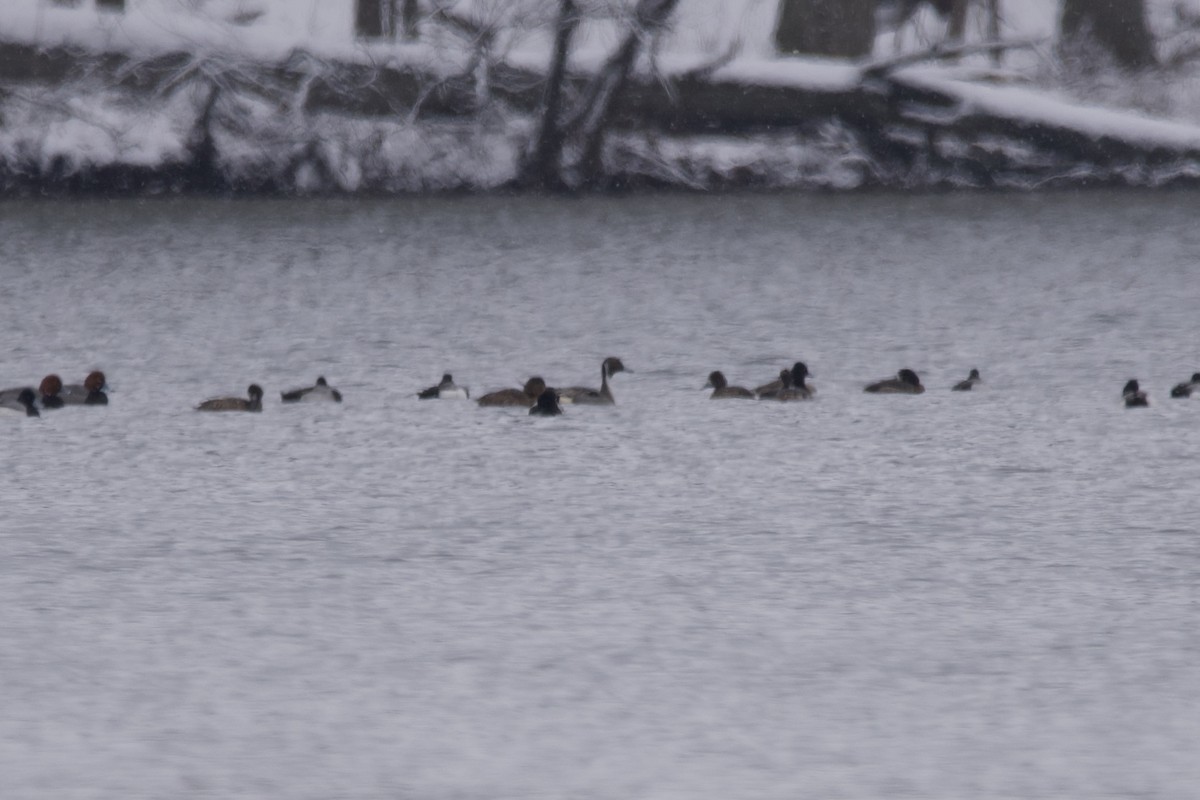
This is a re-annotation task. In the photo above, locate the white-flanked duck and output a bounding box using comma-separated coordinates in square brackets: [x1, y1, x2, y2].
[281, 376, 342, 403]
[478, 376, 546, 407]
[1, 388, 40, 417]
[529, 387, 563, 416]
[61, 371, 108, 406]
[952, 369, 982, 391]
[197, 384, 264, 412]
[418, 373, 469, 400]
[865, 368, 924, 394]
[1169, 373, 1200, 398]
[705, 371, 754, 399]
[558, 357, 628, 405]
[1123, 379, 1148, 408]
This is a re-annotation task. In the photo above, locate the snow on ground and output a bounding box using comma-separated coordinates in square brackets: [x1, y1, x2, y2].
[6, 1, 1200, 191]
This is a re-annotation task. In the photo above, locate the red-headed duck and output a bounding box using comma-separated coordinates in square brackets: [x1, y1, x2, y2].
[61, 371, 108, 405]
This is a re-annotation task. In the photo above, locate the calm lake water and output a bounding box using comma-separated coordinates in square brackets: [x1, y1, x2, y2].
[3, 191, 1200, 799]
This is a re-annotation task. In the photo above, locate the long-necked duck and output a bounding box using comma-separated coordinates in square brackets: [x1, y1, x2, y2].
[61, 371, 108, 405]
[197, 384, 264, 412]
[559, 357, 627, 405]
[1, 387, 40, 417]
[952, 368, 981, 391]
[37, 375, 64, 409]
[865, 368, 924, 394]
[281, 376, 342, 403]
[759, 366, 813, 401]
[418, 373, 469, 400]
[1169, 373, 1200, 398]
[478, 376, 546, 407]
[529, 387, 563, 416]
[705, 371, 754, 399]
[1123, 379, 1148, 408]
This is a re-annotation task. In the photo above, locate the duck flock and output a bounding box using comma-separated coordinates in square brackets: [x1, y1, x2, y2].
[4, 360, 1194, 418]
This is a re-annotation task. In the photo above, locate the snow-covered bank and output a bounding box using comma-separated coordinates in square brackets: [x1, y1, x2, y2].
[5, 1, 1200, 194]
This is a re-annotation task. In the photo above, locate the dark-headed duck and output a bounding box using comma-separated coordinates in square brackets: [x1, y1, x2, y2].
[952, 369, 981, 391]
[418, 373, 469, 400]
[559, 357, 627, 405]
[865, 368, 924, 394]
[759, 366, 813, 401]
[529, 387, 563, 416]
[1169, 373, 1200, 398]
[197, 384, 264, 412]
[1123, 379, 1148, 408]
[1, 387, 40, 417]
[478, 376, 546, 407]
[754, 362, 813, 397]
[61, 371, 108, 405]
[705, 371, 754, 399]
[281, 376, 342, 403]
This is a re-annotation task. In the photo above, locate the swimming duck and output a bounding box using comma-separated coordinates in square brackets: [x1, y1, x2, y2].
[705, 371, 754, 399]
[1123, 379, 1148, 408]
[281, 376, 342, 403]
[477, 376, 546, 407]
[754, 362, 814, 397]
[865, 368, 924, 394]
[758, 367, 813, 401]
[952, 368, 981, 391]
[197, 384, 264, 412]
[529, 387, 563, 416]
[418, 373, 469, 400]
[60, 371, 108, 405]
[1169, 373, 1200, 398]
[0, 387, 40, 417]
[37, 375, 64, 409]
[558, 357, 627, 405]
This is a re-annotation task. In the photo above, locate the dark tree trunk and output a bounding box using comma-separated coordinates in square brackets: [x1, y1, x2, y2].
[356, 0, 389, 38]
[518, 0, 580, 190]
[774, 0, 876, 59]
[400, 0, 420, 41]
[1060, 0, 1156, 70]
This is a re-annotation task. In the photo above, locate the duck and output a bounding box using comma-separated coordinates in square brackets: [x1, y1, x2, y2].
[758, 367, 813, 401]
[952, 368, 981, 391]
[477, 376, 546, 407]
[418, 373, 469, 400]
[60, 371, 108, 405]
[558, 357, 627, 405]
[38, 375, 64, 409]
[864, 368, 924, 394]
[1169, 372, 1200, 398]
[0, 387, 40, 417]
[754, 362, 814, 397]
[197, 384, 264, 412]
[281, 376, 342, 403]
[529, 387, 563, 416]
[1123, 379, 1148, 408]
[705, 371, 754, 399]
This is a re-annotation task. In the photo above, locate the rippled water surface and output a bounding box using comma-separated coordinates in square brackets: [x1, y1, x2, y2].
[3, 191, 1200, 799]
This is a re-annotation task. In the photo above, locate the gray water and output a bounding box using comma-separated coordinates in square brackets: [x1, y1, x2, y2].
[2, 191, 1199, 799]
